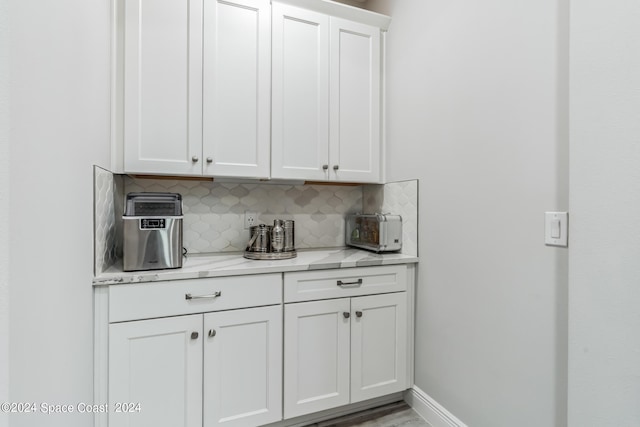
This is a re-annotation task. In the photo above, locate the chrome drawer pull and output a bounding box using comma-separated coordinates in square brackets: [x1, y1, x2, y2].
[337, 279, 363, 287]
[185, 291, 222, 300]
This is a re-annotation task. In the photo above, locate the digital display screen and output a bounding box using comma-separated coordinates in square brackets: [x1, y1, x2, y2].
[140, 218, 166, 229]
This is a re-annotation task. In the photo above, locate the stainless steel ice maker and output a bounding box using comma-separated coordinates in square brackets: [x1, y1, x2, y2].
[122, 192, 183, 271]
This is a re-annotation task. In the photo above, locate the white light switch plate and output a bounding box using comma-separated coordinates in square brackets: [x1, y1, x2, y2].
[545, 212, 568, 247]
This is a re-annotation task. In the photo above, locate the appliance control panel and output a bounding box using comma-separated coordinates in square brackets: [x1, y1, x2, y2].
[140, 218, 166, 229]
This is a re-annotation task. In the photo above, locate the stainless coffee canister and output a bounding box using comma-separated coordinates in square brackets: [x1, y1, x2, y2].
[283, 220, 295, 252]
[246, 224, 272, 253]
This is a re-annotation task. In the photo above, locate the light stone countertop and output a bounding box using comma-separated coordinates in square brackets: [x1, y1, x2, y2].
[93, 248, 419, 286]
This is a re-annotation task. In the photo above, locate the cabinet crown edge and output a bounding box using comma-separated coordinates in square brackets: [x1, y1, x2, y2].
[273, 0, 391, 29]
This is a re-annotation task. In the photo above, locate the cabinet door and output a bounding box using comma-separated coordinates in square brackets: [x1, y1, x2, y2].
[123, 0, 203, 175]
[109, 315, 203, 427]
[203, 305, 282, 427]
[284, 298, 350, 418]
[271, 3, 329, 181]
[329, 18, 381, 183]
[203, 0, 271, 178]
[350, 292, 407, 403]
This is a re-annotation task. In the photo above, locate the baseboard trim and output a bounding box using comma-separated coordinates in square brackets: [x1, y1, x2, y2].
[263, 393, 404, 427]
[404, 386, 468, 427]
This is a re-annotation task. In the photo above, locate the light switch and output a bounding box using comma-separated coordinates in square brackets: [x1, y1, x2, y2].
[550, 220, 561, 239]
[545, 212, 568, 247]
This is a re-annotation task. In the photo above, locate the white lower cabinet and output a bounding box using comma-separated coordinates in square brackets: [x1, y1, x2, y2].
[283, 269, 408, 419]
[104, 266, 412, 427]
[108, 276, 282, 427]
[203, 306, 282, 427]
[109, 306, 282, 427]
[283, 298, 351, 418]
[350, 293, 407, 403]
[109, 315, 203, 427]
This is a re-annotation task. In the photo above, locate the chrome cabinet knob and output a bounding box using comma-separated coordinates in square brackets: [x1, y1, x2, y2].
[208, 329, 216, 338]
[355, 311, 363, 318]
[206, 157, 213, 163]
[192, 156, 199, 163]
[333, 165, 339, 171]
[322, 164, 329, 170]
[343, 312, 350, 319]
[191, 332, 199, 340]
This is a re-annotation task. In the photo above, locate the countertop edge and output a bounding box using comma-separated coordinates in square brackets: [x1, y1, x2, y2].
[93, 249, 419, 286]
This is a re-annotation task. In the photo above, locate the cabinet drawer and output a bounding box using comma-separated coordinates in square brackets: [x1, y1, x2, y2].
[110, 274, 282, 322]
[284, 265, 406, 302]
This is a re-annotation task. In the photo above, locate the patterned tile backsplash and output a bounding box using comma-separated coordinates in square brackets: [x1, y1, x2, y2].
[93, 166, 123, 275]
[124, 178, 363, 253]
[93, 168, 418, 273]
[363, 180, 419, 256]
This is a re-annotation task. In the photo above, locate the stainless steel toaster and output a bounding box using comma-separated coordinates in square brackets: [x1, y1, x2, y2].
[123, 192, 183, 271]
[346, 213, 402, 253]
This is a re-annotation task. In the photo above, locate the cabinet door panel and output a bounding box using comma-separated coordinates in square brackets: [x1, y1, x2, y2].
[272, 3, 329, 180]
[109, 315, 203, 427]
[123, 0, 203, 175]
[203, 306, 282, 427]
[351, 292, 407, 403]
[329, 18, 381, 183]
[203, 0, 271, 178]
[284, 298, 350, 418]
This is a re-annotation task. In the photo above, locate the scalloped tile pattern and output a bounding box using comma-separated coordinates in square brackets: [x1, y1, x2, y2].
[383, 180, 419, 256]
[94, 166, 119, 274]
[363, 180, 418, 256]
[124, 178, 363, 253]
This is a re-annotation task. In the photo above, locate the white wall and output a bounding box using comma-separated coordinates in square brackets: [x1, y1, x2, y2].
[568, 1, 640, 425]
[373, 1, 569, 425]
[7, 0, 110, 425]
[0, 0, 10, 424]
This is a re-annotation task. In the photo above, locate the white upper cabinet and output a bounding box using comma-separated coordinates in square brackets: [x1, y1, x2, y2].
[329, 18, 381, 183]
[122, 0, 271, 178]
[271, 4, 330, 181]
[202, 0, 271, 178]
[123, 0, 203, 176]
[272, 3, 382, 183]
[120, 0, 386, 182]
